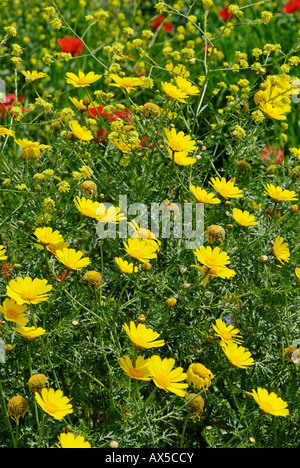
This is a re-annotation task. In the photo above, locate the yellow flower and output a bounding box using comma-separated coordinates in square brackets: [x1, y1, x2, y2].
[170, 152, 197, 166]
[189, 186, 221, 204]
[35, 388, 73, 420]
[74, 196, 99, 219]
[14, 138, 46, 159]
[295, 268, 300, 279]
[191, 264, 236, 287]
[65, 70, 102, 88]
[69, 96, 88, 110]
[251, 388, 289, 417]
[109, 74, 143, 93]
[114, 257, 138, 274]
[0, 298, 29, 326]
[122, 321, 165, 349]
[164, 127, 196, 156]
[212, 319, 243, 346]
[174, 76, 200, 95]
[209, 177, 243, 199]
[161, 81, 188, 103]
[6, 277, 52, 305]
[128, 220, 161, 249]
[232, 208, 257, 227]
[193, 245, 231, 269]
[22, 70, 48, 82]
[272, 237, 290, 264]
[186, 363, 214, 392]
[147, 355, 188, 397]
[56, 432, 92, 448]
[96, 204, 126, 224]
[289, 148, 300, 160]
[34, 227, 64, 247]
[259, 101, 290, 120]
[0, 244, 7, 260]
[119, 355, 152, 381]
[0, 126, 15, 138]
[264, 184, 298, 202]
[7, 396, 29, 423]
[69, 120, 94, 141]
[222, 341, 255, 369]
[15, 326, 46, 341]
[54, 248, 91, 271]
[123, 237, 158, 263]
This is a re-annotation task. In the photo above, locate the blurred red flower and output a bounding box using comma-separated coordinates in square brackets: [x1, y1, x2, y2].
[89, 106, 133, 144]
[1, 264, 14, 278]
[57, 37, 84, 56]
[151, 15, 173, 32]
[218, 7, 234, 20]
[282, 0, 300, 12]
[261, 146, 284, 165]
[0, 94, 27, 118]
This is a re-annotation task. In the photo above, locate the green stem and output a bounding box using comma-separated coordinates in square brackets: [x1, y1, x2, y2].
[0, 376, 15, 447]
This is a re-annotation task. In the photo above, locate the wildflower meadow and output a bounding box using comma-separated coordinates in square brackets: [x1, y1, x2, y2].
[0, 0, 299, 450]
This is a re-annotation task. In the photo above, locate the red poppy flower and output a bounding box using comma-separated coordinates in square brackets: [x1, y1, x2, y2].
[0, 94, 27, 118]
[151, 15, 173, 32]
[57, 37, 84, 56]
[261, 146, 284, 165]
[282, 0, 300, 13]
[219, 7, 234, 20]
[91, 106, 133, 145]
[94, 129, 107, 145]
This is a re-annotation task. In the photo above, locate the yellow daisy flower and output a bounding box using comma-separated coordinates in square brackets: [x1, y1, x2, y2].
[128, 220, 161, 249]
[191, 264, 236, 287]
[0, 126, 15, 138]
[56, 432, 92, 448]
[22, 70, 48, 82]
[147, 355, 188, 397]
[222, 341, 255, 369]
[34, 227, 64, 247]
[96, 204, 126, 224]
[0, 244, 7, 260]
[65, 71, 102, 88]
[74, 196, 100, 219]
[189, 185, 221, 204]
[174, 75, 200, 95]
[35, 388, 73, 420]
[109, 74, 143, 93]
[119, 355, 152, 381]
[69, 96, 87, 110]
[161, 81, 188, 103]
[6, 277, 52, 305]
[122, 321, 165, 349]
[123, 237, 158, 263]
[170, 151, 197, 166]
[164, 127, 196, 155]
[232, 208, 257, 227]
[186, 363, 214, 392]
[14, 138, 46, 160]
[264, 183, 298, 203]
[295, 267, 300, 279]
[272, 237, 290, 264]
[259, 100, 291, 120]
[15, 326, 46, 341]
[114, 257, 138, 274]
[193, 245, 231, 269]
[54, 247, 91, 271]
[212, 318, 243, 346]
[209, 177, 243, 199]
[69, 120, 94, 141]
[0, 298, 29, 326]
[251, 388, 289, 417]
